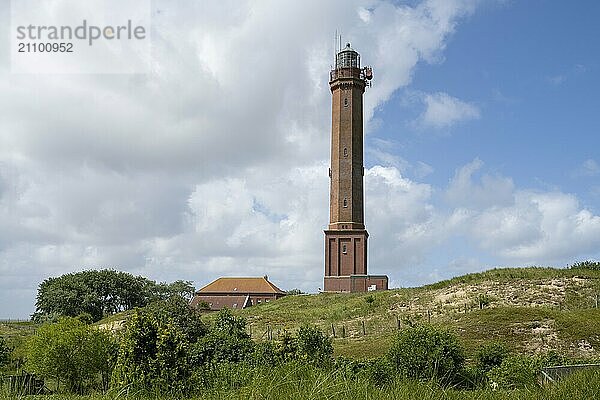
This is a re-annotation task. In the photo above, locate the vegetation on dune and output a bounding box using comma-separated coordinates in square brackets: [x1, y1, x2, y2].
[2, 264, 600, 399]
[25, 317, 117, 393]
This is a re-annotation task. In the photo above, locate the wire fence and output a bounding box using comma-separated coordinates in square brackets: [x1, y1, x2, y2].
[540, 364, 600, 384]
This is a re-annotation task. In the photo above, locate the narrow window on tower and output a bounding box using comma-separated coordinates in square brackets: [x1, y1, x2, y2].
[343, 147, 348, 157]
[343, 198, 348, 207]
[342, 244, 347, 254]
[344, 98, 349, 107]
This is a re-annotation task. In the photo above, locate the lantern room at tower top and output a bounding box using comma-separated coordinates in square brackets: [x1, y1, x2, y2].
[330, 43, 373, 83]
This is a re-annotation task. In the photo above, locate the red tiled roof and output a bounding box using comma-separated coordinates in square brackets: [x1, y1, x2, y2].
[197, 276, 285, 295]
[190, 295, 249, 310]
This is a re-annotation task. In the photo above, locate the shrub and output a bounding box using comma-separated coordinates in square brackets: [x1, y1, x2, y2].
[26, 317, 117, 393]
[0, 336, 11, 368]
[364, 357, 394, 388]
[111, 309, 190, 392]
[296, 325, 333, 365]
[145, 296, 207, 343]
[487, 354, 541, 389]
[190, 308, 254, 365]
[251, 341, 279, 367]
[387, 324, 464, 384]
[278, 330, 298, 362]
[476, 342, 510, 373]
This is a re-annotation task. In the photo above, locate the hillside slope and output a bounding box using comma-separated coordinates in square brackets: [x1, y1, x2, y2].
[238, 267, 600, 359]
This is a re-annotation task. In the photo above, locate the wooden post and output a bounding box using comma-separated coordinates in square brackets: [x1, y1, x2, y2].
[427, 310, 431, 323]
[396, 316, 401, 330]
[342, 325, 346, 338]
[331, 323, 336, 338]
[362, 320, 366, 336]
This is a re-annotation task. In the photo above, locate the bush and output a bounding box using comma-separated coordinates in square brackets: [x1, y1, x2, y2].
[476, 342, 510, 373]
[145, 296, 207, 343]
[0, 336, 11, 368]
[364, 357, 394, 388]
[111, 309, 190, 392]
[26, 317, 117, 393]
[487, 354, 541, 389]
[387, 324, 464, 384]
[251, 341, 279, 367]
[296, 325, 333, 365]
[191, 308, 254, 365]
[278, 330, 298, 362]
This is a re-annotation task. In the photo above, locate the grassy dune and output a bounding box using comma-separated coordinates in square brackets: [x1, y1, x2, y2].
[238, 267, 600, 359]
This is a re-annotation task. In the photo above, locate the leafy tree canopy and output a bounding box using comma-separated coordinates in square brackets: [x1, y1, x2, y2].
[33, 269, 195, 322]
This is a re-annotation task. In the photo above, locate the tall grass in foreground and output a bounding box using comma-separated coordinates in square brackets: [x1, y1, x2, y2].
[7, 364, 598, 400]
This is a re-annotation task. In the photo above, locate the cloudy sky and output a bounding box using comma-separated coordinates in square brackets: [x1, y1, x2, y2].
[1, 0, 600, 318]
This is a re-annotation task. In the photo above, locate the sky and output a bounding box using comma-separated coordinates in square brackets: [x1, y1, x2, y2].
[1, 0, 599, 318]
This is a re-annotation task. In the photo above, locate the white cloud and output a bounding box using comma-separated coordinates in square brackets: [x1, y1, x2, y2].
[445, 158, 515, 210]
[445, 160, 600, 264]
[418, 92, 480, 129]
[579, 159, 600, 177]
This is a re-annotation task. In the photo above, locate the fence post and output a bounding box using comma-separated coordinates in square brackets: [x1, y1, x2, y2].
[427, 310, 431, 323]
[396, 316, 401, 330]
[331, 323, 336, 338]
[362, 320, 366, 336]
[342, 325, 346, 338]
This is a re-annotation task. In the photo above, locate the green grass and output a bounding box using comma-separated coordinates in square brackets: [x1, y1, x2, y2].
[423, 267, 600, 290]
[3, 365, 599, 400]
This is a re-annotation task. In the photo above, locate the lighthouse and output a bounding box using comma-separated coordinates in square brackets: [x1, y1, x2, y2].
[324, 43, 388, 292]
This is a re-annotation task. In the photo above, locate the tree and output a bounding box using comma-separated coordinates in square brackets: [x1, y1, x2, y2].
[33, 269, 193, 322]
[570, 260, 600, 270]
[152, 280, 196, 302]
[26, 318, 117, 393]
[387, 324, 465, 384]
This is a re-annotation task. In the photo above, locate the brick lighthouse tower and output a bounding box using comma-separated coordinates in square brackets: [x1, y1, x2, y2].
[324, 43, 388, 292]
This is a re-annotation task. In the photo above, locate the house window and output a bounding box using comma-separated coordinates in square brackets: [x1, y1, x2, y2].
[342, 244, 347, 254]
[343, 198, 348, 207]
[343, 148, 348, 157]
